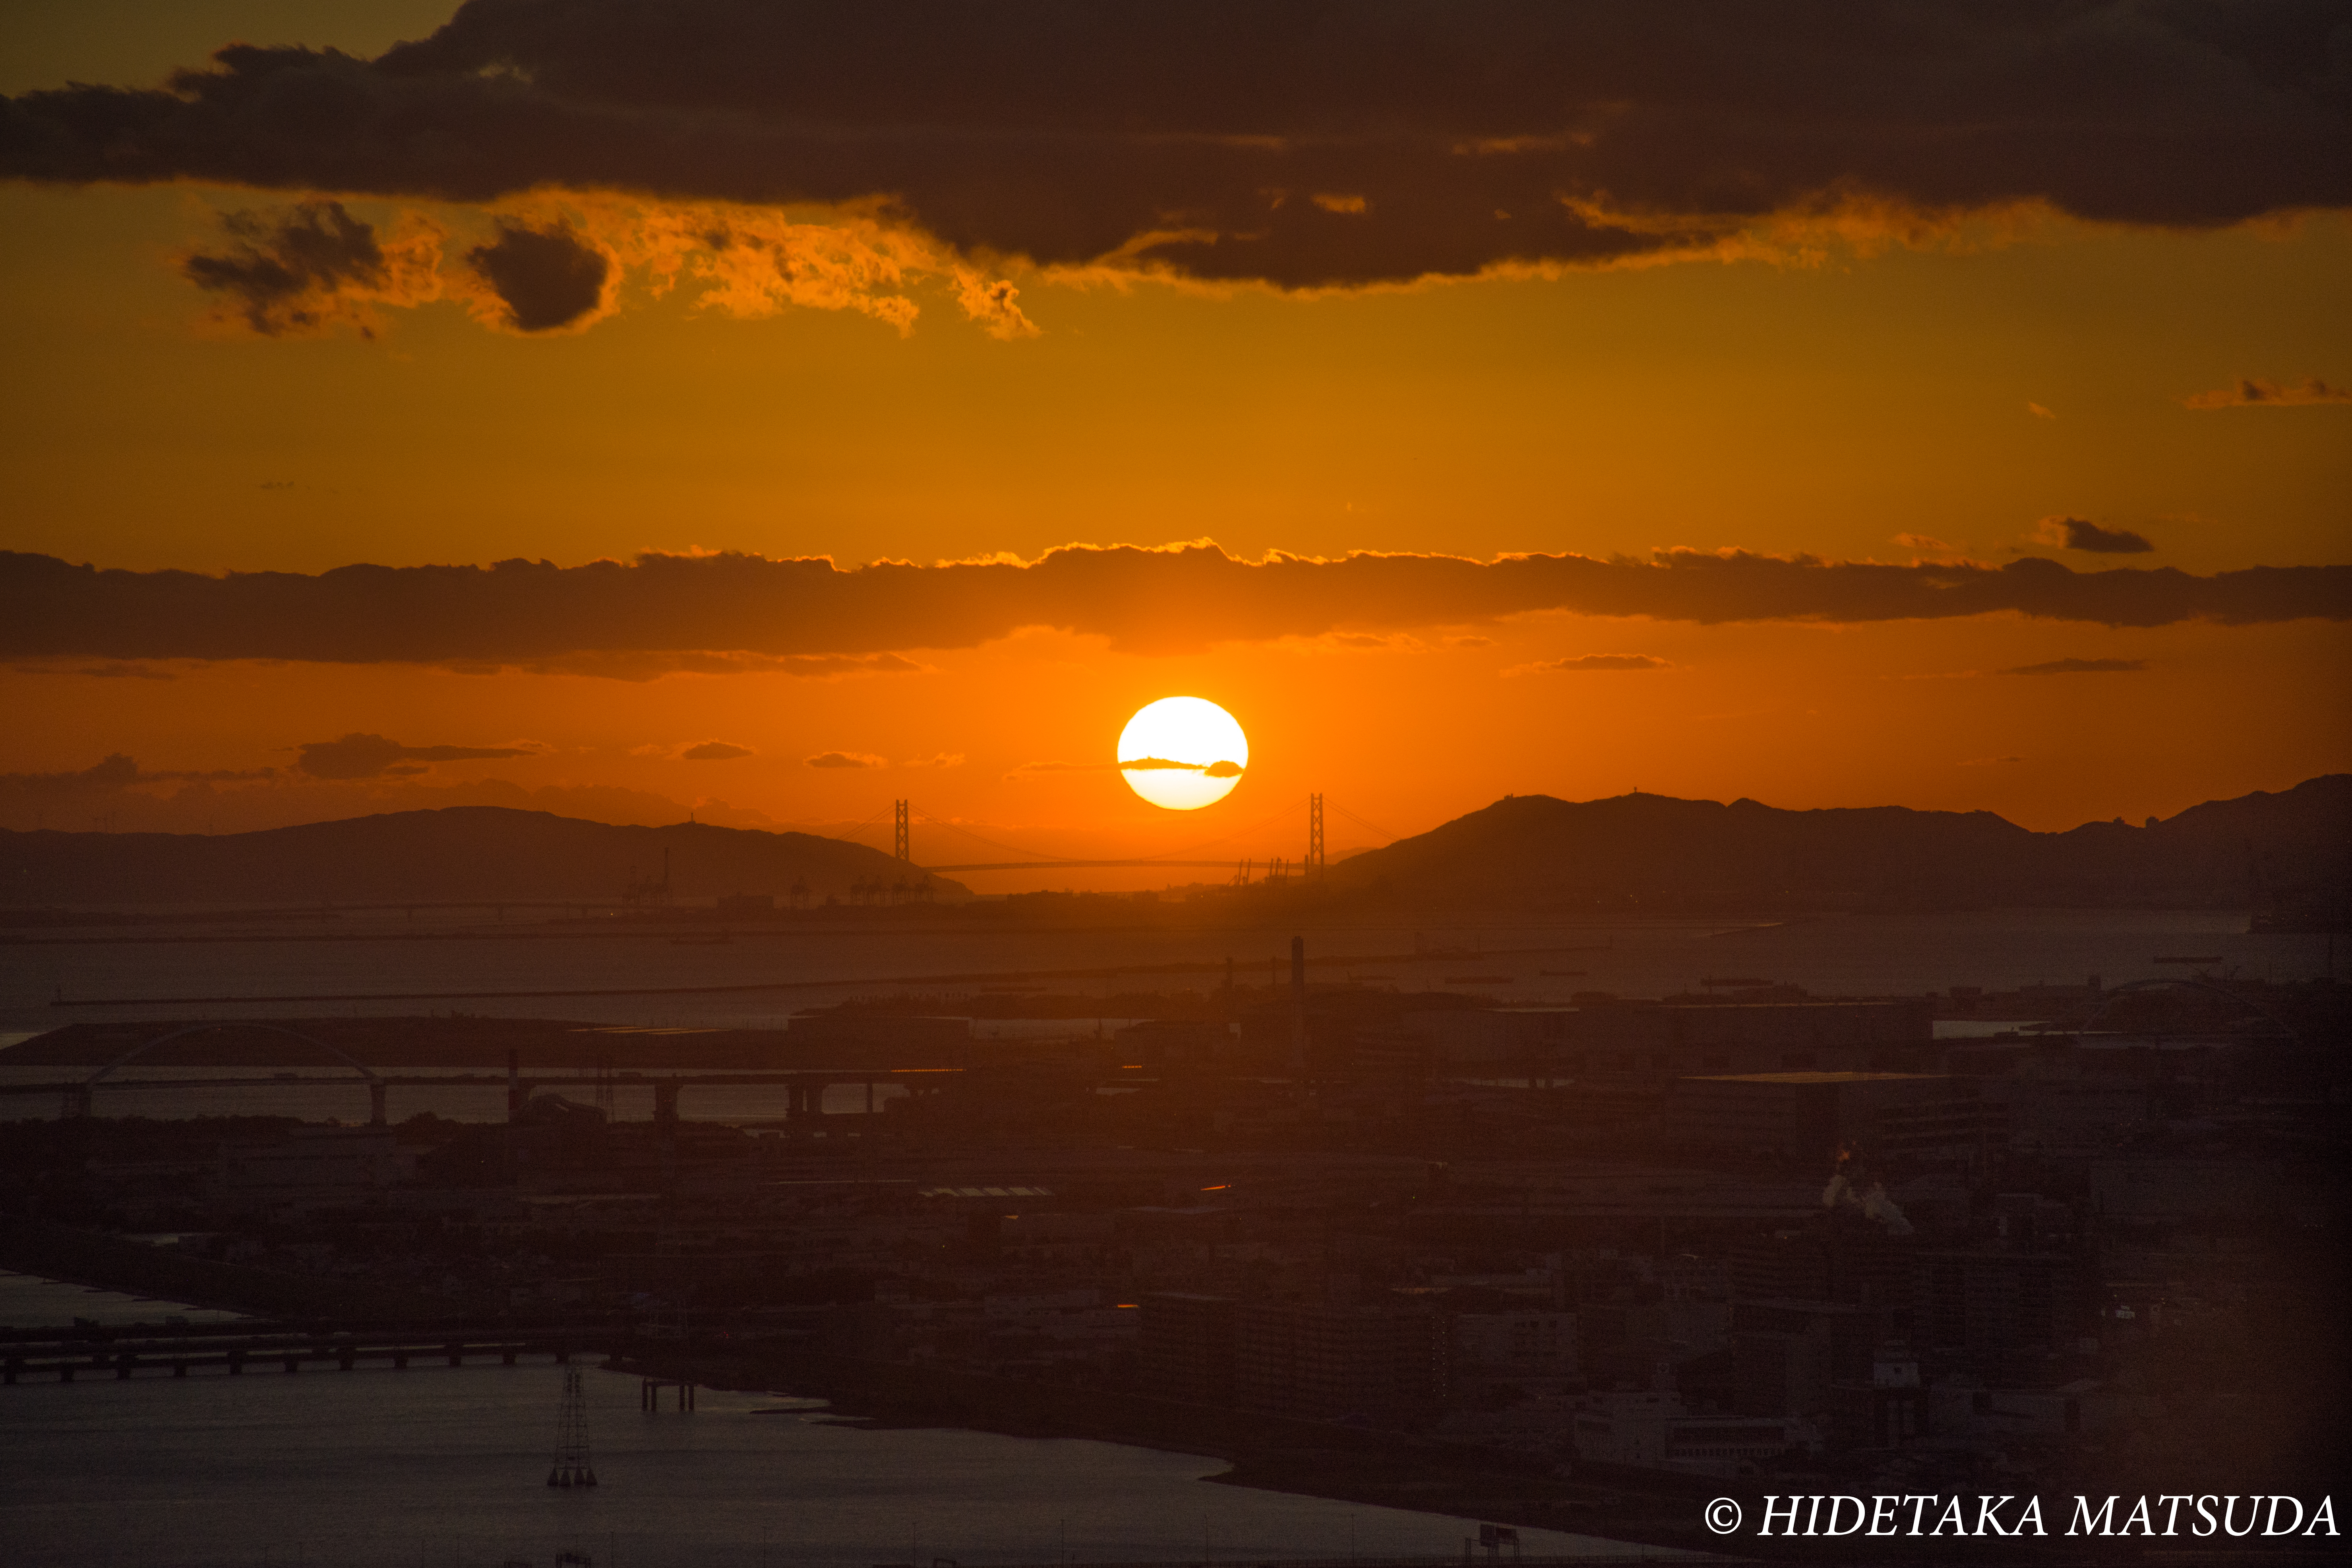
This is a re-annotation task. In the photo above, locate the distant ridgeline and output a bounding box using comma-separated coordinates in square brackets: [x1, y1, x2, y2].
[0, 807, 968, 908]
[1322, 774, 2350, 920]
[0, 778, 2344, 918]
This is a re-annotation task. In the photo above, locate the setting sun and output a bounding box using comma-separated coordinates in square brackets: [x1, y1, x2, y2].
[1117, 697, 1249, 811]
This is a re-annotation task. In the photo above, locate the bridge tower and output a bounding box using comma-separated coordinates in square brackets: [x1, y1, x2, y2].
[548, 1363, 598, 1487]
[1307, 793, 1325, 878]
[893, 799, 911, 861]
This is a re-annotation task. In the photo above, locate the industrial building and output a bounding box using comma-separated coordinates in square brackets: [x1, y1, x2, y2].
[1671, 1071, 2002, 1162]
[1140, 1293, 1446, 1420]
[1422, 999, 1937, 1082]
[1235, 1299, 1447, 1419]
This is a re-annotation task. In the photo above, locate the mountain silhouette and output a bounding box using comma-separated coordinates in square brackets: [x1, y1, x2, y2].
[0, 807, 963, 908]
[1326, 775, 2350, 917]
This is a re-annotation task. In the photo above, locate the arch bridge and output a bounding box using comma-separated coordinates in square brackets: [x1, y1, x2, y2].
[64, 1023, 386, 1123]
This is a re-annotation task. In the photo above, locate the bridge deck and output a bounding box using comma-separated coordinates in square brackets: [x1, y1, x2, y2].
[0, 1067, 958, 1099]
[2, 1328, 606, 1384]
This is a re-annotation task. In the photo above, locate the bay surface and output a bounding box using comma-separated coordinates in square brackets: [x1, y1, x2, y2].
[0, 1353, 1685, 1568]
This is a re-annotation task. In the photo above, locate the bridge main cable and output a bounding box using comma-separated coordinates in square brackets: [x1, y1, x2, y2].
[905, 795, 1317, 871]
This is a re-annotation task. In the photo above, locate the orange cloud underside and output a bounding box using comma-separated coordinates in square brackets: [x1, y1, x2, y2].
[0, 183, 2344, 869]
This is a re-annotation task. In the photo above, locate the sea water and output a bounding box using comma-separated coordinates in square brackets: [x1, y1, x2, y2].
[2, 908, 2323, 1121]
[2, 906, 2318, 1033]
[0, 1342, 1680, 1568]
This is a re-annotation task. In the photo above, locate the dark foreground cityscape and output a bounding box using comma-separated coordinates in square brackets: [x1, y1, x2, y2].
[5, 923, 2344, 1563]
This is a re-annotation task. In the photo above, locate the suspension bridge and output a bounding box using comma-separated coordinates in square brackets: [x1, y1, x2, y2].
[834, 793, 1400, 882]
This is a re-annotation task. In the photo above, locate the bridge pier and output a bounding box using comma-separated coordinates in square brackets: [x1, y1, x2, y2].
[369, 1080, 388, 1126]
[640, 1378, 695, 1411]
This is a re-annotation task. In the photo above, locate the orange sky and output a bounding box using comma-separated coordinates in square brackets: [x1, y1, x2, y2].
[2, 3, 2346, 887]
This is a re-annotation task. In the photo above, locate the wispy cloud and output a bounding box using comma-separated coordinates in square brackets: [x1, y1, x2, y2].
[1005, 759, 1087, 781]
[0, 753, 277, 796]
[1998, 658, 2149, 676]
[294, 733, 538, 780]
[1893, 533, 1963, 556]
[2027, 402, 2056, 420]
[447, 650, 923, 682]
[804, 751, 886, 770]
[10, 660, 176, 680]
[680, 740, 753, 761]
[1505, 653, 1673, 674]
[2183, 376, 2352, 410]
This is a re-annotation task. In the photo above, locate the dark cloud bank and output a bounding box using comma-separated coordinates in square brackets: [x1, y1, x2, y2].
[466, 220, 608, 330]
[2, 546, 2344, 670]
[4, 1, 2346, 288]
[295, 732, 535, 779]
[180, 200, 391, 334]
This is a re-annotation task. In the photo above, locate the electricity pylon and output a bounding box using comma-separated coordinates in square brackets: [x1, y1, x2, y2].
[548, 1364, 598, 1488]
